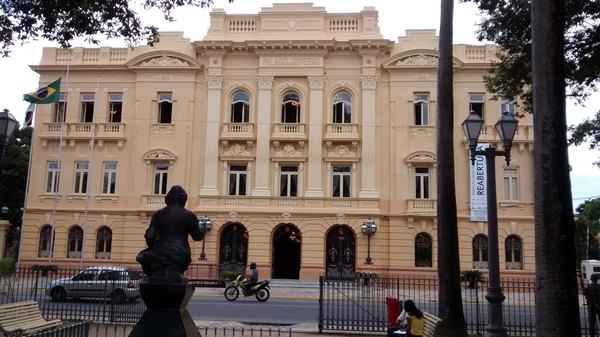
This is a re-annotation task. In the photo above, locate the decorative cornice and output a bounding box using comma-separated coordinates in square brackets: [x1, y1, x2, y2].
[382, 49, 464, 69]
[143, 149, 177, 164]
[405, 151, 437, 164]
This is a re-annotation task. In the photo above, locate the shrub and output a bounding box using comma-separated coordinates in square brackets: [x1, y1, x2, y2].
[0, 257, 15, 276]
[461, 270, 484, 289]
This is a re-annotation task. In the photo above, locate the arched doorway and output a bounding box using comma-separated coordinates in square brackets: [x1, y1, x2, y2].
[272, 224, 302, 279]
[325, 225, 356, 279]
[219, 223, 248, 279]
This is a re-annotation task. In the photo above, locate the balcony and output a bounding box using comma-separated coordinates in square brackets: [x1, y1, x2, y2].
[406, 198, 436, 214]
[220, 123, 255, 140]
[196, 196, 380, 212]
[271, 123, 306, 141]
[40, 123, 126, 143]
[324, 123, 360, 141]
[142, 195, 166, 209]
[477, 125, 533, 144]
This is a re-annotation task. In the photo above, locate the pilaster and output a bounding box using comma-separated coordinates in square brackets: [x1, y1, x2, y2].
[359, 76, 379, 198]
[199, 75, 223, 196]
[253, 77, 273, 197]
[304, 77, 325, 198]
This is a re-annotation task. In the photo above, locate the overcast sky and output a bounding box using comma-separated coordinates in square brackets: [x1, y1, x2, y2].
[1, 0, 598, 208]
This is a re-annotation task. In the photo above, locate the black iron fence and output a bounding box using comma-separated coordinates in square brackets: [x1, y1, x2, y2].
[318, 275, 592, 337]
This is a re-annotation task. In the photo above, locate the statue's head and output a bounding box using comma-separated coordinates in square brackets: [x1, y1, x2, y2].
[165, 185, 188, 207]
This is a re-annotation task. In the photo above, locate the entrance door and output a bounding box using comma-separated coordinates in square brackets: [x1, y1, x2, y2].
[272, 224, 301, 279]
[219, 223, 248, 279]
[326, 225, 355, 279]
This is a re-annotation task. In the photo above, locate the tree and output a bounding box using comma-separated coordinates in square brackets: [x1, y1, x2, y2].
[0, 126, 31, 257]
[464, 0, 600, 163]
[436, 0, 467, 336]
[0, 0, 231, 56]
[575, 199, 600, 264]
[532, 0, 581, 336]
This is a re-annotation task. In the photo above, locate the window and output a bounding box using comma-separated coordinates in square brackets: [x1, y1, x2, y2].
[80, 93, 95, 123]
[73, 160, 89, 194]
[505, 235, 523, 270]
[415, 232, 433, 267]
[469, 93, 485, 119]
[153, 162, 169, 195]
[231, 90, 250, 123]
[102, 161, 117, 194]
[68, 226, 84, 258]
[96, 226, 112, 259]
[333, 90, 352, 124]
[473, 234, 489, 269]
[38, 225, 54, 258]
[46, 160, 61, 193]
[501, 97, 516, 116]
[414, 93, 429, 126]
[229, 165, 247, 196]
[53, 93, 67, 123]
[108, 93, 123, 123]
[158, 92, 173, 124]
[73, 270, 98, 281]
[503, 168, 519, 201]
[332, 166, 352, 198]
[415, 167, 430, 199]
[280, 166, 299, 197]
[281, 91, 300, 123]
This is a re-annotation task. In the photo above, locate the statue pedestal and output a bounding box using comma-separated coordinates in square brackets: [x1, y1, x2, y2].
[129, 282, 200, 337]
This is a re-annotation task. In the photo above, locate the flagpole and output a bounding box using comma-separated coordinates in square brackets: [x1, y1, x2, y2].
[16, 105, 37, 270]
[48, 57, 70, 265]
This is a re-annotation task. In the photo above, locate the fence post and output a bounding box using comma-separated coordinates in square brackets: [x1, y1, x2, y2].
[475, 280, 480, 336]
[318, 276, 323, 333]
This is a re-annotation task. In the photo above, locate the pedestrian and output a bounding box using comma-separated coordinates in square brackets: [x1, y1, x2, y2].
[403, 300, 424, 337]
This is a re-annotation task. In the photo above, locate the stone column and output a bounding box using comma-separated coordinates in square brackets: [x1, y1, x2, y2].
[359, 77, 379, 198]
[304, 77, 325, 198]
[199, 76, 223, 196]
[253, 77, 273, 197]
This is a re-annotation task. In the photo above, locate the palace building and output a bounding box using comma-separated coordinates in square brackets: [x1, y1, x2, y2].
[19, 3, 535, 280]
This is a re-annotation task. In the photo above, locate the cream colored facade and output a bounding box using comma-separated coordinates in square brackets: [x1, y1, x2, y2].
[20, 3, 535, 280]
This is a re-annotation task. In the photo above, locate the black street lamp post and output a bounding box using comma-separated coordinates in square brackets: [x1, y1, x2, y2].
[198, 216, 213, 261]
[0, 109, 19, 162]
[361, 218, 377, 265]
[463, 110, 518, 337]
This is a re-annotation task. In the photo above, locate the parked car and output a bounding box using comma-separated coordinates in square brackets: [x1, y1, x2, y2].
[46, 266, 142, 304]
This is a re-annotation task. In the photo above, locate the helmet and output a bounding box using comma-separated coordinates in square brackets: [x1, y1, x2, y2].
[250, 262, 257, 269]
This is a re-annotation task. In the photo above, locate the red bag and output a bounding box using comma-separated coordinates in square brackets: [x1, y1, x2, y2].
[386, 297, 400, 326]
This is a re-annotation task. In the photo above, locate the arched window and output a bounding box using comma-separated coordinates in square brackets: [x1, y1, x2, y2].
[231, 89, 250, 123]
[505, 235, 523, 270]
[473, 234, 488, 269]
[68, 226, 84, 258]
[38, 225, 54, 258]
[96, 226, 112, 259]
[333, 90, 352, 124]
[415, 232, 433, 267]
[281, 90, 300, 123]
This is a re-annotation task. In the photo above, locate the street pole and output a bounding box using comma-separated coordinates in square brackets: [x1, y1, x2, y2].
[484, 147, 507, 337]
[366, 234, 372, 264]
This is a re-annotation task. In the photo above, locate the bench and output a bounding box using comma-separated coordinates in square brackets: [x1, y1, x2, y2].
[423, 312, 442, 337]
[0, 301, 62, 336]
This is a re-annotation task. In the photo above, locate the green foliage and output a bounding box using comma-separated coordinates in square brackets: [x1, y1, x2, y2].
[461, 270, 484, 288]
[0, 257, 15, 276]
[575, 198, 600, 264]
[464, 0, 600, 163]
[0, 0, 232, 56]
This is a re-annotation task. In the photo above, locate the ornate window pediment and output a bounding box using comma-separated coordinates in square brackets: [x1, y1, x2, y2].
[143, 149, 177, 164]
[383, 49, 463, 69]
[405, 151, 436, 164]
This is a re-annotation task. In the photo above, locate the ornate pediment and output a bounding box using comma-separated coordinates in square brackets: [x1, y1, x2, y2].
[137, 56, 190, 67]
[143, 149, 177, 164]
[405, 151, 436, 164]
[325, 142, 360, 161]
[272, 142, 306, 160]
[220, 141, 255, 160]
[383, 49, 464, 69]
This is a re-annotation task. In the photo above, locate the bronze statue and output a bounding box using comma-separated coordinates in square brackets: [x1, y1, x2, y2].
[136, 185, 204, 283]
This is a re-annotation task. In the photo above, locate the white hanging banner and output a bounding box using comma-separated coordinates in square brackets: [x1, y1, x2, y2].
[470, 143, 489, 222]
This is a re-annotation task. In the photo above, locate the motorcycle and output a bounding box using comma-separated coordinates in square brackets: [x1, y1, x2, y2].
[224, 275, 270, 302]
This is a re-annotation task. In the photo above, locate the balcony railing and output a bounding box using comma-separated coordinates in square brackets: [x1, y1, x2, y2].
[196, 196, 380, 211]
[406, 198, 436, 213]
[220, 123, 255, 139]
[142, 195, 166, 209]
[324, 123, 360, 140]
[476, 125, 533, 143]
[40, 122, 126, 140]
[272, 123, 306, 140]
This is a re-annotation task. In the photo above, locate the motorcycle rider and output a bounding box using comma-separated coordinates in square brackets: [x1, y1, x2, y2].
[245, 262, 259, 292]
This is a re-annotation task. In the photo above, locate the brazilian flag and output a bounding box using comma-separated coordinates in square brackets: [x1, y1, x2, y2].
[24, 78, 61, 104]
